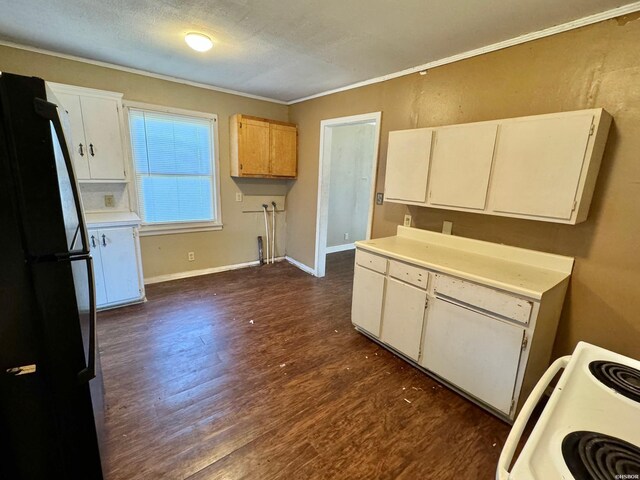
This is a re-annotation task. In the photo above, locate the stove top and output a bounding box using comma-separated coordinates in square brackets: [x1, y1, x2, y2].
[562, 431, 640, 479]
[589, 361, 640, 403]
[502, 342, 640, 480]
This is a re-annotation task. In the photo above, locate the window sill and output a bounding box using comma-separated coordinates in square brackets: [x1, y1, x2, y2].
[138, 222, 223, 236]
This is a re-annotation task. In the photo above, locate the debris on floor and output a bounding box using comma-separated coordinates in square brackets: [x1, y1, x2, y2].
[404, 398, 412, 404]
[279, 363, 286, 368]
[249, 320, 254, 324]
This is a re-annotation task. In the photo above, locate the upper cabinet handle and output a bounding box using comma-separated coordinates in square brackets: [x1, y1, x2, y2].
[79, 143, 85, 156]
[89, 143, 95, 157]
[101, 234, 106, 247]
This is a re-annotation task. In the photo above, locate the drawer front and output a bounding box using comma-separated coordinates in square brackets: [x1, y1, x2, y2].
[433, 274, 533, 324]
[355, 249, 388, 274]
[388, 260, 430, 289]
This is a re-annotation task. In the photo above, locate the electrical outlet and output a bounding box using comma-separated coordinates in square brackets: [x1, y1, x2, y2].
[344, 233, 349, 240]
[442, 221, 453, 235]
[403, 214, 412, 227]
[104, 195, 115, 208]
[188, 251, 195, 262]
[235, 192, 243, 202]
[376, 192, 384, 205]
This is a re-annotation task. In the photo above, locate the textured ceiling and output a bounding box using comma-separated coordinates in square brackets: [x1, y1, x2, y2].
[0, 0, 634, 102]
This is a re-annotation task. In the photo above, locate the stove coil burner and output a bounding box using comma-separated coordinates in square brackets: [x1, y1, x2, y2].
[562, 431, 640, 479]
[589, 361, 640, 403]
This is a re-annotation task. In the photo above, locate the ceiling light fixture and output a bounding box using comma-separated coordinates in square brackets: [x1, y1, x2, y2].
[185, 33, 213, 52]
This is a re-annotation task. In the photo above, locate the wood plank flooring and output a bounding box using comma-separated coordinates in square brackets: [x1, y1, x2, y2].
[97, 251, 512, 479]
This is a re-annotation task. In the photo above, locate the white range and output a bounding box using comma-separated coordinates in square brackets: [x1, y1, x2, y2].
[498, 341, 640, 479]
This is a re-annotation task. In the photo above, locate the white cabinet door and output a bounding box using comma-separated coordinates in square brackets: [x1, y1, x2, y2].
[428, 123, 497, 210]
[421, 298, 525, 415]
[380, 277, 427, 361]
[99, 227, 141, 304]
[489, 113, 594, 220]
[80, 96, 125, 180]
[384, 128, 433, 203]
[352, 264, 385, 337]
[55, 93, 90, 180]
[88, 230, 108, 307]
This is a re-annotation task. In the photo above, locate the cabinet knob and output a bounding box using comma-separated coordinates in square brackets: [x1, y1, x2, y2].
[79, 143, 85, 156]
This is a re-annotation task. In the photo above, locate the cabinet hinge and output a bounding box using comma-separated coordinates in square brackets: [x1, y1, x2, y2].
[425, 298, 429, 309]
[240, 163, 243, 170]
[239, 122, 242, 129]
[589, 123, 595, 136]
[510, 398, 516, 413]
[521, 334, 528, 350]
[572, 200, 577, 212]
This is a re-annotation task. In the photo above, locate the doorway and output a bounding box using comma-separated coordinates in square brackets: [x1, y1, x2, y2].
[314, 112, 382, 277]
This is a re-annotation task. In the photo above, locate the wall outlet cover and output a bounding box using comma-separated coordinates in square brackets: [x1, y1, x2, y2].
[188, 252, 195, 262]
[376, 192, 384, 205]
[235, 192, 243, 202]
[443, 221, 453, 235]
[404, 214, 412, 227]
[104, 194, 115, 208]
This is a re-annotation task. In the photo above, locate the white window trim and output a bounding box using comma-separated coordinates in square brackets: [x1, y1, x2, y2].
[123, 100, 223, 236]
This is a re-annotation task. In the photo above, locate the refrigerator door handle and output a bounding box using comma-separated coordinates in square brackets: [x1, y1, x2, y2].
[73, 254, 97, 383]
[33, 97, 90, 256]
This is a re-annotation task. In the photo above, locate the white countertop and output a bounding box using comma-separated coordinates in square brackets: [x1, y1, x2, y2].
[84, 211, 141, 228]
[355, 227, 574, 300]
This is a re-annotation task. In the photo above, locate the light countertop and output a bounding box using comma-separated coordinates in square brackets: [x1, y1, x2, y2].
[355, 227, 574, 300]
[84, 211, 141, 228]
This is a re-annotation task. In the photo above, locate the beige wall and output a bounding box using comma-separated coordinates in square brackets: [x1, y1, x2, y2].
[287, 14, 640, 359]
[0, 45, 289, 278]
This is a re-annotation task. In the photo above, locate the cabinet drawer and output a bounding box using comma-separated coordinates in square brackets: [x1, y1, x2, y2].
[433, 274, 533, 324]
[355, 249, 387, 274]
[388, 260, 430, 289]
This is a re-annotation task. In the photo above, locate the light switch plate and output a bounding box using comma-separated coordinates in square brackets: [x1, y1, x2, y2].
[235, 192, 243, 202]
[376, 193, 384, 205]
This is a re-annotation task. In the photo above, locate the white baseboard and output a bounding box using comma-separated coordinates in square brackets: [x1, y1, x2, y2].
[285, 256, 317, 276]
[144, 256, 284, 285]
[325, 243, 355, 254]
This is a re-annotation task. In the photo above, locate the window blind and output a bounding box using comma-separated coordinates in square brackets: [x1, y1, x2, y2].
[129, 109, 216, 224]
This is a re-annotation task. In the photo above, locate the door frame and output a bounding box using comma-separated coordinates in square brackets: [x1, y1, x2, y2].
[314, 112, 382, 278]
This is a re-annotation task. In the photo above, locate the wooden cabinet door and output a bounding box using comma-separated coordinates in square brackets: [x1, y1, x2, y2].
[55, 93, 90, 180]
[428, 123, 497, 210]
[80, 96, 125, 180]
[489, 113, 594, 220]
[420, 298, 525, 415]
[384, 128, 433, 203]
[380, 278, 427, 361]
[352, 264, 385, 337]
[88, 230, 108, 307]
[270, 123, 297, 177]
[99, 227, 141, 304]
[239, 117, 270, 175]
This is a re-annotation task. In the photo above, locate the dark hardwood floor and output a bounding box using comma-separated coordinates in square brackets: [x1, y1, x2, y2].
[97, 251, 511, 479]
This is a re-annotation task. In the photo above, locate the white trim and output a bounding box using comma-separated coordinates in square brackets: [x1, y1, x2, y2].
[144, 257, 285, 284]
[0, 39, 287, 105]
[47, 81, 123, 99]
[314, 112, 382, 278]
[123, 100, 223, 234]
[326, 243, 355, 254]
[285, 256, 317, 276]
[289, 1, 640, 104]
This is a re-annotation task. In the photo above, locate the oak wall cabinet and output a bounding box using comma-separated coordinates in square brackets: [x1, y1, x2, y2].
[230, 114, 297, 178]
[49, 83, 127, 182]
[383, 108, 611, 224]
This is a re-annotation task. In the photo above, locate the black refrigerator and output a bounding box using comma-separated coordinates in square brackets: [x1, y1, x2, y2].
[0, 72, 104, 479]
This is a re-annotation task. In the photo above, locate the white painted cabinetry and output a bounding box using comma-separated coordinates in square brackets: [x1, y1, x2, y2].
[384, 128, 433, 203]
[351, 227, 574, 420]
[49, 83, 127, 181]
[88, 223, 144, 309]
[384, 108, 611, 224]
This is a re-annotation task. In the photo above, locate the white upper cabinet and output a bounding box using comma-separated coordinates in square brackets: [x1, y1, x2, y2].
[428, 123, 497, 210]
[384, 128, 433, 203]
[49, 83, 126, 181]
[384, 108, 611, 224]
[489, 112, 597, 221]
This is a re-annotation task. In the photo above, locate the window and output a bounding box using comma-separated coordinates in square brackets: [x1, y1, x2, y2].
[127, 103, 221, 234]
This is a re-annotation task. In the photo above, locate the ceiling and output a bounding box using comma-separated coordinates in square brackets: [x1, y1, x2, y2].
[0, 0, 636, 103]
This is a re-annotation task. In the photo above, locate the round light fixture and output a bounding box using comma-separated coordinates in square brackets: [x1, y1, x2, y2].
[185, 33, 213, 52]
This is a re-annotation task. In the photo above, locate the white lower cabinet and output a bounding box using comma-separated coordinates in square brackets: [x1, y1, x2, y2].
[380, 278, 427, 361]
[351, 264, 385, 337]
[89, 226, 143, 308]
[420, 298, 525, 415]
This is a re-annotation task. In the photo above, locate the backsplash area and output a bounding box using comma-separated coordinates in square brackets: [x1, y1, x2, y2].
[80, 182, 131, 213]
